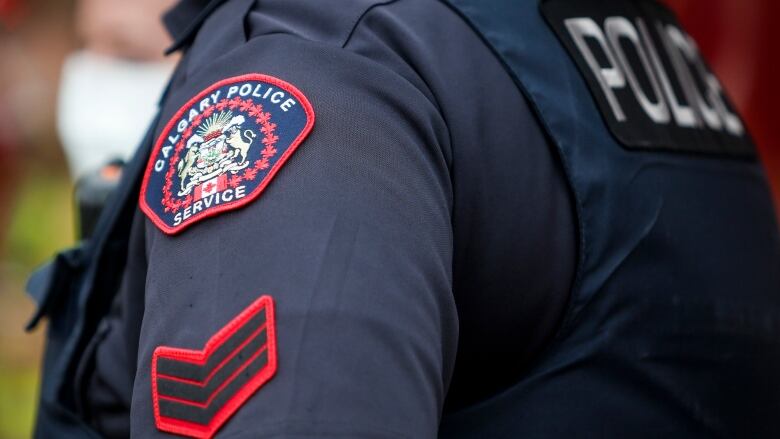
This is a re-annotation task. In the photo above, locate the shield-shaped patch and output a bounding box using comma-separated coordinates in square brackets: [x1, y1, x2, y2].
[140, 74, 315, 234]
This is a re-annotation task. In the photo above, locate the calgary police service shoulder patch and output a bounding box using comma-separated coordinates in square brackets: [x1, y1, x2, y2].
[140, 74, 314, 234]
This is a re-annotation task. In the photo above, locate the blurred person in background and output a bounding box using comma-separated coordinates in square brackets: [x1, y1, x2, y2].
[59, 0, 177, 238]
[58, 0, 176, 182]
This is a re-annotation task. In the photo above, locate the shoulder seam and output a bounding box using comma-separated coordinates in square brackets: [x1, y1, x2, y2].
[340, 0, 454, 173]
[341, 0, 403, 48]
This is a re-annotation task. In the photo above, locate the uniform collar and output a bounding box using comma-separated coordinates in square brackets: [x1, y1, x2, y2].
[162, 0, 227, 54]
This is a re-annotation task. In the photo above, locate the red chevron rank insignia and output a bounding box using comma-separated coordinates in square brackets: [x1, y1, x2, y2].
[151, 296, 277, 438]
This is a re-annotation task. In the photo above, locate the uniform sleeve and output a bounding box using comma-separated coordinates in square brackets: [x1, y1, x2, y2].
[131, 36, 457, 438]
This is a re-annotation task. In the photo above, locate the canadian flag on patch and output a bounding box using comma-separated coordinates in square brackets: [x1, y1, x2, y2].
[194, 174, 227, 200]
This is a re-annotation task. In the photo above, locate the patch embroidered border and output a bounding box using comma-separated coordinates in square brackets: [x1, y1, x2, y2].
[140, 74, 315, 234]
[151, 295, 277, 439]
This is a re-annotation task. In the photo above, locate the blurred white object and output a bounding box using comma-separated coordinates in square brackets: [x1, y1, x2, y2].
[57, 50, 174, 180]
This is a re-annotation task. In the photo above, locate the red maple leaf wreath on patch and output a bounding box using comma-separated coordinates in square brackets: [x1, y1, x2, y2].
[160, 98, 280, 213]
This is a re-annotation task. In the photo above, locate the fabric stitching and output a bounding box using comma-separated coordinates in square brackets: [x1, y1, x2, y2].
[151, 295, 278, 439]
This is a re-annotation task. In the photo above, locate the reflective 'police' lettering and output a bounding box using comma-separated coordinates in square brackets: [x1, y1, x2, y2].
[542, 0, 754, 156]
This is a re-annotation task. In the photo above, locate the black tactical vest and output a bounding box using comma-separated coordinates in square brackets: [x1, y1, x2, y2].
[438, 1, 780, 437]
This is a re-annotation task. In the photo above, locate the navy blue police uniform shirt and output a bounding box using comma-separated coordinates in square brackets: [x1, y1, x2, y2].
[77, 0, 576, 437]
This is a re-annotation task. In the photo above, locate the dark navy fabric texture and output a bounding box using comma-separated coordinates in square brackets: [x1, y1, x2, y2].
[76, 0, 576, 437]
[33, 0, 780, 438]
[437, 0, 780, 437]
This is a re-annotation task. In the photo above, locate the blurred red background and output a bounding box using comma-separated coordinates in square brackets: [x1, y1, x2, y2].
[667, 0, 780, 211]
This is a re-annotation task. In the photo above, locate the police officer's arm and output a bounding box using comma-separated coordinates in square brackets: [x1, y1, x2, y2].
[133, 36, 457, 438]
